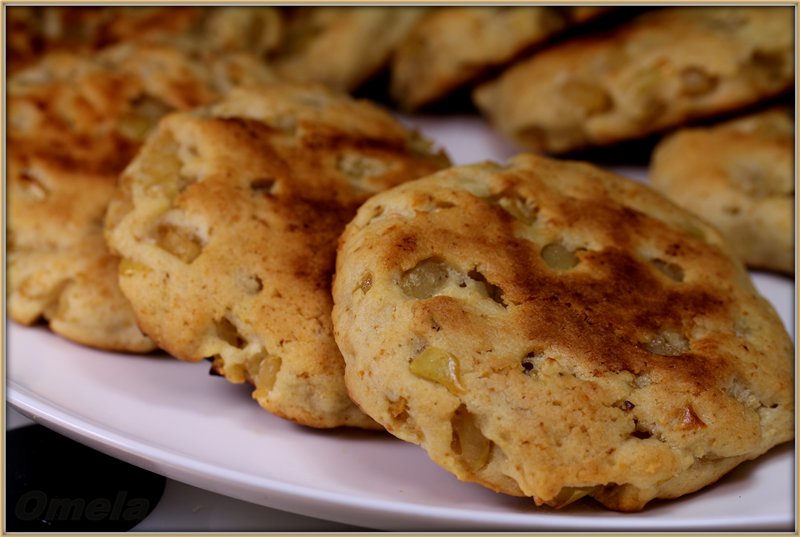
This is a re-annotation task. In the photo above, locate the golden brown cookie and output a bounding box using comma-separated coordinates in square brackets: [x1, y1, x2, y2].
[271, 7, 426, 92]
[650, 107, 794, 274]
[333, 154, 794, 510]
[391, 6, 609, 111]
[7, 6, 284, 73]
[473, 7, 794, 153]
[7, 41, 276, 352]
[103, 83, 449, 427]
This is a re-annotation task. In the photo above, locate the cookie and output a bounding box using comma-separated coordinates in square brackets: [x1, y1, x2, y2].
[332, 154, 794, 510]
[7, 6, 284, 73]
[650, 107, 794, 274]
[7, 154, 155, 352]
[271, 7, 426, 92]
[569, 6, 613, 24]
[103, 83, 449, 427]
[391, 6, 609, 111]
[7, 41, 276, 352]
[201, 7, 284, 57]
[473, 7, 794, 154]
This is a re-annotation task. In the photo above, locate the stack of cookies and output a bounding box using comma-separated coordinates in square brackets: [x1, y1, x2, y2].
[469, 7, 794, 279]
[7, 5, 794, 514]
[7, 32, 280, 352]
[473, 7, 794, 154]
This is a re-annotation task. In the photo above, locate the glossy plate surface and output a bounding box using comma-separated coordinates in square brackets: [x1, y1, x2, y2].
[7, 117, 796, 531]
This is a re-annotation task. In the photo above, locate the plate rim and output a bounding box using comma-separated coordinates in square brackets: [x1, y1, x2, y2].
[6, 348, 795, 532]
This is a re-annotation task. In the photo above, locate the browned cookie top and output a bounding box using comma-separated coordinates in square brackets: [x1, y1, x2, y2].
[333, 154, 793, 510]
[8, 40, 276, 352]
[7, 6, 283, 73]
[104, 83, 449, 427]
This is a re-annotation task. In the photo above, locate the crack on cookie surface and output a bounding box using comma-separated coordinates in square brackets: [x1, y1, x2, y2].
[18, 169, 50, 200]
[520, 351, 545, 376]
[649, 258, 684, 282]
[486, 190, 539, 225]
[250, 178, 277, 196]
[630, 419, 655, 440]
[214, 316, 248, 350]
[240, 273, 264, 295]
[466, 269, 506, 307]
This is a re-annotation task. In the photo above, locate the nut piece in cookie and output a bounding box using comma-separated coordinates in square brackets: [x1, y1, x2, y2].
[650, 107, 794, 274]
[333, 154, 793, 510]
[474, 7, 794, 153]
[7, 41, 276, 352]
[104, 83, 449, 428]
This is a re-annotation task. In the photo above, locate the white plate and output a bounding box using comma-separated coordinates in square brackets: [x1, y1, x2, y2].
[6, 116, 796, 531]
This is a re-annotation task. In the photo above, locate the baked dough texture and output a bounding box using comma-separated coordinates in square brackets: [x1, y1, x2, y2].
[391, 6, 609, 111]
[333, 154, 794, 510]
[650, 107, 794, 274]
[7, 6, 283, 73]
[104, 83, 449, 427]
[473, 7, 794, 153]
[271, 7, 426, 92]
[7, 41, 276, 352]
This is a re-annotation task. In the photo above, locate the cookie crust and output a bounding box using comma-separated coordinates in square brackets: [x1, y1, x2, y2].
[104, 83, 449, 427]
[391, 6, 609, 111]
[650, 107, 794, 274]
[474, 7, 794, 153]
[7, 41, 276, 351]
[333, 154, 793, 510]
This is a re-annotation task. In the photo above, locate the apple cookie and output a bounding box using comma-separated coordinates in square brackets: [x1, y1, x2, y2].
[650, 107, 794, 274]
[7, 40, 276, 351]
[333, 154, 794, 510]
[104, 83, 449, 427]
[474, 7, 794, 153]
